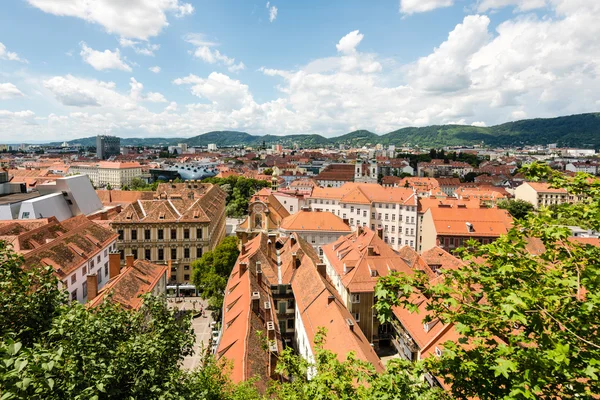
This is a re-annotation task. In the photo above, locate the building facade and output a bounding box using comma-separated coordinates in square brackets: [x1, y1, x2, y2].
[514, 181, 570, 209]
[96, 135, 121, 160]
[70, 161, 142, 189]
[306, 183, 418, 250]
[110, 182, 227, 284]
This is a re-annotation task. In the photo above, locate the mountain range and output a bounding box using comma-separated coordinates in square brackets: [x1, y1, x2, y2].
[50, 112, 600, 149]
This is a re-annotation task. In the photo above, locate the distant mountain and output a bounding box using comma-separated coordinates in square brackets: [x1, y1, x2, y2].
[45, 112, 600, 149]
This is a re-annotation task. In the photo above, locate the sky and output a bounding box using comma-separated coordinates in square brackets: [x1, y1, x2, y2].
[1, 0, 599, 143]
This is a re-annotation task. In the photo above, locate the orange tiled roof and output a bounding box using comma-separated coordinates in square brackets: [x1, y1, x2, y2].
[429, 207, 513, 237]
[525, 182, 568, 194]
[280, 210, 351, 232]
[311, 183, 416, 205]
[86, 259, 168, 310]
[20, 215, 117, 278]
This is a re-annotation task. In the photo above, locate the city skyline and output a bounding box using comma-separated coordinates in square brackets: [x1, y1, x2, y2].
[1, 0, 599, 143]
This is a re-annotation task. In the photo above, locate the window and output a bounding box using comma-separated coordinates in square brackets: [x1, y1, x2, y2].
[184, 229, 190, 239]
[350, 218, 354, 225]
[118, 230, 124, 240]
[170, 275, 177, 281]
[132, 249, 137, 259]
[145, 249, 151, 260]
[104, 262, 108, 277]
[171, 248, 177, 260]
[351, 294, 360, 303]
[392, 214, 395, 221]
[131, 229, 137, 240]
[184, 248, 190, 258]
[82, 281, 88, 298]
[287, 319, 295, 330]
[343, 213, 346, 219]
[371, 212, 375, 219]
[98, 269, 102, 282]
[144, 229, 151, 240]
[391, 237, 395, 244]
[287, 298, 295, 309]
[378, 213, 382, 220]
[184, 265, 190, 271]
[363, 210, 367, 217]
[71, 289, 77, 302]
[392, 226, 395, 233]
[406, 216, 409, 223]
[21, 212, 30, 218]
[385, 214, 389, 220]
[196, 247, 203, 258]
[184, 274, 190, 281]
[290, 205, 294, 212]
[352, 312, 360, 322]
[435, 347, 443, 357]
[104, 249, 108, 257]
[119, 250, 124, 260]
[196, 228, 203, 239]
[158, 229, 164, 240]
[171, 229, 177, 240]
[158, 248, 164, 260]
[350, 206, 354, 213]
[97, 255, 101, 263]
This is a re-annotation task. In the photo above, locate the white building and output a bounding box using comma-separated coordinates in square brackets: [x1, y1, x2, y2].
[70, 161, 142, 189]
[306, 182, 418, 250]
[565, 162, 598, 175]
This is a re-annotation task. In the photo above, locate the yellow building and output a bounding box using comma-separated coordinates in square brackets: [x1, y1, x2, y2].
[111, 182, 226, 284]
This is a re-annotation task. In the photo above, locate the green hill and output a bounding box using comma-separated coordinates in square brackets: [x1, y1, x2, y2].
[44, 112, 600, 149]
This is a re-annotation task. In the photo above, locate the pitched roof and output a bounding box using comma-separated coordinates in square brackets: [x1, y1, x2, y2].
[323, 228, 432, 293]
[525, 182, 568, 194]
[20, 215, 117, 278]
[280, 210, 351, 232]
[315, 164, 355, 182]
[87, 259, 168, 310]
[428, 207, 513, 238]
[311, 182, 416, 205]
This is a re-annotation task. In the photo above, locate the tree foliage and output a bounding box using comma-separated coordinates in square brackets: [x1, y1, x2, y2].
[497, 199, 535, 220]
[191, 236, 240, 311]
[375, 163, 600, 399]
[202, 176, 270, 218]
[0, 241, 258, 399]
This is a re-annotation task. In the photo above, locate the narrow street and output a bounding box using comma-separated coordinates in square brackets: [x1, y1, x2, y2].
[168, 297, 215, 370]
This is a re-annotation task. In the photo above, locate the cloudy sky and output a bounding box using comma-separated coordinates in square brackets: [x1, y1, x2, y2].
[1, 0, 599, 143]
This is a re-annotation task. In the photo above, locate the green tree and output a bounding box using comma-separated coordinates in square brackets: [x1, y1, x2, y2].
[263, 168, 273, 176]
[0, 241, 259, 399]
[192, 236, 240, 311]
[375, 163, 600, 399]
[497, 199, 535, 220]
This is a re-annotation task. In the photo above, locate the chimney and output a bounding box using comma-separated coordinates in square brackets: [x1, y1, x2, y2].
[290, 235, 297, 246]
[317, 263, 326, 278]
[327, 295, 335, 305]
[292, 252, 298, 270]
[367, 246, 375, 257]
[267, 240, 272, 259]
[126, 254, 134, 269]
[239, 261, 248, 278]
[256, 261, 262, 285]
[240, 243, 246, 255]
[251, 292, 260, 314]
[87, 273, 98, 301]
[377, 228, 383, 239]
[109, 252, 121, 279]
[356, 225, 363, 238]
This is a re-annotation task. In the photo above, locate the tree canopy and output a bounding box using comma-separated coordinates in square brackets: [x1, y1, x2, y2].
[497, 199, 535, 220]
[375, 163, 600, 399]
[191, 236, 240, 311]
[202, 176, 270, 218]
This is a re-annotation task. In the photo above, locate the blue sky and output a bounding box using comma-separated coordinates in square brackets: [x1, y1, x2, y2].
[0, 0, 599, 142]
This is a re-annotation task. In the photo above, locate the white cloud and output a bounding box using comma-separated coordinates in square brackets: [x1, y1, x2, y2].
[129, 77, 168, 103]
[119, 38, 160, 56]
[400, 0, 454, 14]
[476, 0, 547, 12]
[5, 2, 600, 143]
[471, 121, 487, 127]
[266, 2, 278, 22]
[0, 42, 27, 63]
[0, 83, 24, 100]
[80, 42, 132, 72]
[336, 30, 364, 54]
[149, 66, 161, 73]
[185, 34, 246, 73]
[27, 0, 194, 40]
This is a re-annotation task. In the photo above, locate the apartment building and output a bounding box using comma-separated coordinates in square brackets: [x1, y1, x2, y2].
[565, 162, 598, 175]
[315, 164, 355, 187]
[417, 160, 474, 178]
[306, 182, 418, 250]
[70, 161, 142, 189]
[419, 204, 513, 253]
[514, 181, 570, 209]
[96, 134, 120, 160]
[7, 215, 118, 303]
[322, 227, 434, 347]
[279, 210, 351, 256]
[110, 182, 226, 284]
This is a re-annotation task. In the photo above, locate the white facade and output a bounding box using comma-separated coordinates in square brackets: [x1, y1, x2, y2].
[70, 164, 142, 189]
[307, 197, 418, 250]
[316, 179, 349, 188]
[273, 192, 304, 214]
[293, 303, 317, 379]
[565, 162, 598, 174]
[19, 193, 73, 221]
[60, 240, 117, 303]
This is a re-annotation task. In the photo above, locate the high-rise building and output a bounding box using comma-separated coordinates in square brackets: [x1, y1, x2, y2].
[96, 135, 121, 160]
